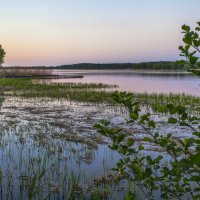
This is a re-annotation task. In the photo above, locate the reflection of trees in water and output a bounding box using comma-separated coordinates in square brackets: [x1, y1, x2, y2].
[95, 72, 193, 78]
[130, 73, 192, 78]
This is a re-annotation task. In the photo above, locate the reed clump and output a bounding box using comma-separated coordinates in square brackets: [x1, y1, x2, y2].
[0, 67, 52, 77]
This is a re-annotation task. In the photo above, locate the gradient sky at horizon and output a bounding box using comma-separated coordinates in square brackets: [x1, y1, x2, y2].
[0, 0, 199, 66]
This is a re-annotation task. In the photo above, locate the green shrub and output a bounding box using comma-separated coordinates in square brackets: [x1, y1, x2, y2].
[95, 91, 200, 199]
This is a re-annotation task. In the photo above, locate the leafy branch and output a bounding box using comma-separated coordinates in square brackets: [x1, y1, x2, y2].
[178, 22, 200, 71]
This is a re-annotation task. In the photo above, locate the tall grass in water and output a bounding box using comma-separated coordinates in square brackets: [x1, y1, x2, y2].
[0, 78, 115, 103]
[0, 122, 126, 199]
[131, 92, 200, 115]
[0, 78, 200, 113]
[0, 67, 52, 77]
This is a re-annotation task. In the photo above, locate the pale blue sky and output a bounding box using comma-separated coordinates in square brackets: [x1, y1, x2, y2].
[0, 0, 199, 66]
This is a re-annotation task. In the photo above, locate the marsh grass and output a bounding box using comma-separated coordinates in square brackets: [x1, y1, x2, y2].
[0, 68, 52, 77]
[0, 95, 135, 199]
[0, 78, 199, 113]
[0, 120, 126, 199]
[0, 78, 115, 103]
[131, 92, 200, 115]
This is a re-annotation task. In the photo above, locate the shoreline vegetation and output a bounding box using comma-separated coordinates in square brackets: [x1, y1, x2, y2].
[2, 61, 187, 70]
[0, 61, 190, 80]
[0, 78, 199, 113]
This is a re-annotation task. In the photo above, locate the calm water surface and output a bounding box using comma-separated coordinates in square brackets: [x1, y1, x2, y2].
[2, 70, 199, 199]
[49, 70, 200, 96]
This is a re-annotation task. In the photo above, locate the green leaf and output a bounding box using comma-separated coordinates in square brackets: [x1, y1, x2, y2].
[144, 168, 152, 177]
[190, 175, 200, 182]
[183, 37, 192, 45]
[181, 112, 188, 120]
[177, 105, 186, 114]
[117, 134, 125, 143]
[127, 138, 134, 147]
[178, 46, 185, 51]
[148, 120, 156, 128]
[194, 187, 200, 192]
[139, 145, 144, 151]
[191, 153, 200, 165]
[182, 24, 190, 32]
[195, 194, 200, 199]
[193, 40, 200, 47]
[189, 56, 198, 65]
[130, 112, 138, 120]
[180, 121, 189, 126]
[117, 161, 124, 169]
[168, 117, 177, 124]
[141, 113, 150, 121]
[154, 132, 159, 139]
[144, 137, 151, 142]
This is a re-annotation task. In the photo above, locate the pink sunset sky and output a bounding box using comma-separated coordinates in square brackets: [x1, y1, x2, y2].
[0, 0, 199, 66]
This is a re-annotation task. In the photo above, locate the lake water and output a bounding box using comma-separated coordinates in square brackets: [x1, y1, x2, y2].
[1, 70, 199, 199]
[47, 70, 200, 96]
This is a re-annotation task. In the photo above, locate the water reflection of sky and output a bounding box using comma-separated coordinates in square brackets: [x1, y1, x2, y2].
[47, 70, 200, 96]
[0, 97, 123, 199]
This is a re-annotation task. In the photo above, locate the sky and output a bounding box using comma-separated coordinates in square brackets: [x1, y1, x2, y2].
[0, 0, 200, 66]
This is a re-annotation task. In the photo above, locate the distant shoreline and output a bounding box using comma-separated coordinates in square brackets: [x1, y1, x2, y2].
[2, 61, 187, 70]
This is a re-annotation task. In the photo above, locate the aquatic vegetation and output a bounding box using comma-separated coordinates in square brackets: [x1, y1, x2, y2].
[0, 93, 196, 199]
[131, 92, 200, 115]
[0, 78, 116, 103]
[0, 68, 52, 77]
[0, 96, 127, 199]
[0, 78, 200, 113]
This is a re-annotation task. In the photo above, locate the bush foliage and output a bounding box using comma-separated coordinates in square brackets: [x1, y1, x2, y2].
[0, 45, 5, 66]
[95, 22, 200, 199]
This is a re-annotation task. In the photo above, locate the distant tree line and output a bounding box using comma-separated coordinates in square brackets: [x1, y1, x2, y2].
[49, 61, 187, 70]
[2, 61, 187, 70]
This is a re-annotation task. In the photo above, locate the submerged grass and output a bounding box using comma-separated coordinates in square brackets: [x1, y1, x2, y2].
[0, 104, 126, 199]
